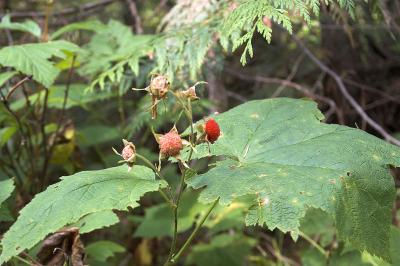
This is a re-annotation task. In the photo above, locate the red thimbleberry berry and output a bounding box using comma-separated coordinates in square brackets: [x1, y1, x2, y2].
[205, 118, 220, 143]
[159, 130, 183, 157]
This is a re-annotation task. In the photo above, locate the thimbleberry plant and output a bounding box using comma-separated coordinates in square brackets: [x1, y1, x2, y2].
[1, 75, 400, 265]
[0, 1, 400, 265]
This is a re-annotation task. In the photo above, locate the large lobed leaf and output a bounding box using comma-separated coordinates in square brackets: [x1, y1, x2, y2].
[186, 98, 400, 261]
[0, 165, 166, 264]
[0, 41, 81, 87]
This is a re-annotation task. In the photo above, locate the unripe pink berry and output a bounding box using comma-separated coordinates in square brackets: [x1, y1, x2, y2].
[120, 139, 136, 164]
[159, 129, 183, 157]
[122, 145, 135, 161]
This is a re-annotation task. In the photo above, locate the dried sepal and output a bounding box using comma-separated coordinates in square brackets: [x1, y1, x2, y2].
[132, 74, 170, 119]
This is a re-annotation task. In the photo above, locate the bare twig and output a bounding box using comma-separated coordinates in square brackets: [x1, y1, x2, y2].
[39, 88, 50, 179]
[289, 32, 400, 146]
[343, 78, 400, 105]
[5, 76, 31, 100]
[126, 0, 143, 34]
[42, 56, 76, 181]
[3, 0, 121, 19]
[271, 53, 305, 98]
[225, 68, 337, 121]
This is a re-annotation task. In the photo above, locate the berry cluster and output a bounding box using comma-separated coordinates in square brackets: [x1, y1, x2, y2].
[116, 76, 221, 169]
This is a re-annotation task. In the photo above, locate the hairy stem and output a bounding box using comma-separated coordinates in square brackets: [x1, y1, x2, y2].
[168, 198, 219, 265]
[136, 153, 174, 203]
[299, 231, 328, 258]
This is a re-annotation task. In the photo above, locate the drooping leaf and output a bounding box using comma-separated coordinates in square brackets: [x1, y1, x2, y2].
[0, 179, 14, 206]
[186, 234, 256, 266]
[186, 98, 400, 261]
[0, 165, 166, 264]
[70, 210, 119, 234]
[85, 241, 125, 262]
[0, 41, 81, 87]
[0, 15, 41, 37]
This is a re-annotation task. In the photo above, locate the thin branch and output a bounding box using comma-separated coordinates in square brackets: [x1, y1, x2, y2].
[299, 231, 328, 258]
[289, 32, 400, 146]
[225, 68, 337, 121]
[5, 76, 31, 100]
[42, 57, 76, 180]
[3, 0, 122, 19]
[39, 88, 50, 179]
[126, 0, 143, 34]
[168, 198, 220, 265]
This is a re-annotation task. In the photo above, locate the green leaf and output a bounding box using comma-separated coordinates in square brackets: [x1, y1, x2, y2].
[0, 179, 14, 206]
[0, 71, 17, 87]
[0, 165, 166, 264]
[50, 20, 105, 40]
[186, 98, 400, 261]
[0, 15, 41, 37]
[0, 41, 81, 87]
[186, 234, 256, 266]
[71, 210, 119, 234]
[86, 241, 125, 262]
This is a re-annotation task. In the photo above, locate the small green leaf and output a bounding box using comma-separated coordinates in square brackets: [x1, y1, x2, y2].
[0, 41, 81, 87]
[86, 240, 125, 262]
[71, 210, 119, 234]
[0, 165, 166, 264]
[0, 15, 41, 37]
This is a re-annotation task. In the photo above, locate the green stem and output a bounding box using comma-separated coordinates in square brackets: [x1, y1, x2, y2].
[168, 198, 219, 265]
[166, 166, 185, 262]
[159, 188, 176, 209]
[299, 231, 328, 258]
[136, 153, 174, 207]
